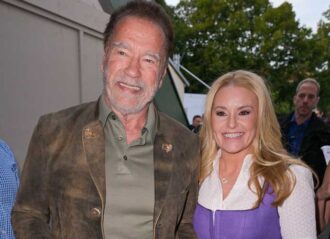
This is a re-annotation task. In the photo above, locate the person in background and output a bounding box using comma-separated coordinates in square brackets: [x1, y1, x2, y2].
[189, 115, 203, 133]
[280, 78, 328, 185]
[11, 1, 199, 238]
[193, 70, 316, 239]
[0, 139, 19, 239]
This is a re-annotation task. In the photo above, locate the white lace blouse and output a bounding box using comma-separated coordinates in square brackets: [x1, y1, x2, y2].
[198, 151, 317, 239]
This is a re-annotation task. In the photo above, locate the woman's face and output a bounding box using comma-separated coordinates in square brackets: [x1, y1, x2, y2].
[211, 85, 258, 159]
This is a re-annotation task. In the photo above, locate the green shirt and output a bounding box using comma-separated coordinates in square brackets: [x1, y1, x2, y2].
[99, 95, 156, 239]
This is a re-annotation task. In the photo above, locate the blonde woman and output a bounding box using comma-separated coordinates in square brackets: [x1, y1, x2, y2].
[193, 70, 316, 239]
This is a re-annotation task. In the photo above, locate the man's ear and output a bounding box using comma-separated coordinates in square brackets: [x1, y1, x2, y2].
[101, 53, 108, 72]
[102, 46, 111, 72]
[101, 60, 104, 72]
[158, 67, 167, 89]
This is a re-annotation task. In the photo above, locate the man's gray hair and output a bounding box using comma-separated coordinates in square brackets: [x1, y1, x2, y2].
[296, 78, 320, 96]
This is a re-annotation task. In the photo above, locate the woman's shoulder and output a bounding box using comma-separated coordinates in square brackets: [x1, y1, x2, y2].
[289, 163, 312, 176]
[289, 163, 314, 187]
[289, 163, 312, 174]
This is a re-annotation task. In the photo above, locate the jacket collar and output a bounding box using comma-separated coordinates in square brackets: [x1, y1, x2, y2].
[81, 100, 106, 205]
[153, 110, 174, 224]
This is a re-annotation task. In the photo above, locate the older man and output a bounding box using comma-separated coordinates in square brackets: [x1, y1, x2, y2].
[280, 78, 328, 184]
[12, 1, 199, 238]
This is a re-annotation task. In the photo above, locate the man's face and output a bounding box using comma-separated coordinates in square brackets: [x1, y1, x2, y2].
[193, 117, 202, 127]
[293, 82, 319, 118]
[102, 16, 166, 116]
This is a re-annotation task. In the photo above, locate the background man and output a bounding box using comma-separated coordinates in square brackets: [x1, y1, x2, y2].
[12, 1, 199, 238]
[189, 115, 203, 133]
[280, 78, 329, 184]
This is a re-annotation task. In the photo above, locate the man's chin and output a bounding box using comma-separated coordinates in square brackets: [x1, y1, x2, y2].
[112, 102, 146, 116]
[297, 108, 312, 117]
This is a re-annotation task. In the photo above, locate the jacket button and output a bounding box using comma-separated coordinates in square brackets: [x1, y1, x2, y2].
[90, 207, 101, 218]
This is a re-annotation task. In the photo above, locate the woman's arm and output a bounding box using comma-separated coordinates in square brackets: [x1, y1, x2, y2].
[278, 165, 316, 239]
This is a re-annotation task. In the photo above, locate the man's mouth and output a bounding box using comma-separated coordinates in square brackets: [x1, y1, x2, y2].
[118, 82, 141, 92]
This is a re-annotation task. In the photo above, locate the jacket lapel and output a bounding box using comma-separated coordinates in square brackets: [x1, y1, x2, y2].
[82, 121, 106, 203]
[153, 117, 174, 226]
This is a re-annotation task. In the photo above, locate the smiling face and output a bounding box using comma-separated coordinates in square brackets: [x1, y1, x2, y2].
[102, 16, 166, 116]
[211, 85, 258, 159]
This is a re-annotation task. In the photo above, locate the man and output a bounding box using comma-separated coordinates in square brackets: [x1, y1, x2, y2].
[280, 78, 329, 184]
[0, 139, 19, 239]
[188, 115, 202, 133]
[12, 1, 199, 238]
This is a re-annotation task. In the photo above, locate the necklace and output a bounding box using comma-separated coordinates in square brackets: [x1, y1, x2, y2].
[221, 177, 229, 184]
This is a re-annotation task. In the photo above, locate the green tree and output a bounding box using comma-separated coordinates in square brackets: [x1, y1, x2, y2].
[313, 7, 330, 112]
[170, 0, 328, 114]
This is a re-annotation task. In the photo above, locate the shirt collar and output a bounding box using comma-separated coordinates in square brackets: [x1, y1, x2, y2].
[290, 113, 311, 127]
[98, 94, 157, 141]
[198, 150, 264, 211]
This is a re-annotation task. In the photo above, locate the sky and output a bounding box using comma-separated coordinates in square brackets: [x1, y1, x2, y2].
[165, 0, 329, 32]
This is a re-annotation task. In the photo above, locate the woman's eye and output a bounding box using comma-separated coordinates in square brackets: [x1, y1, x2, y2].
[239, 110, 251, 116]
[216, 111, 226, 116]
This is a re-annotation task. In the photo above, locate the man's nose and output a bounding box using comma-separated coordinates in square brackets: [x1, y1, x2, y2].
[303, 95, 309, 102]
[125, 57, 141, 77]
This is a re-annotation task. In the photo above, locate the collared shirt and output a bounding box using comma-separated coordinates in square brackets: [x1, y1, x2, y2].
[99, 95, 156, 239]
[287, 114, 310, 155]
[198, 150, 316, 239]
[0, 139, 19, 239]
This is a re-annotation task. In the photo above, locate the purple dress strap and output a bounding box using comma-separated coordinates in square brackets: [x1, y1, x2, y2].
[193, 187, 282, 239]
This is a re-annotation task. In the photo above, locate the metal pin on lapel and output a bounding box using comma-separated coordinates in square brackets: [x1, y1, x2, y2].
[162, 143, 173, 153]
[84, 128, 96, 138]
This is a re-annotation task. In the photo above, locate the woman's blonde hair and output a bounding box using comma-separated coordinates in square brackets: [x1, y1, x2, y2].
[199, 70, 309, 207]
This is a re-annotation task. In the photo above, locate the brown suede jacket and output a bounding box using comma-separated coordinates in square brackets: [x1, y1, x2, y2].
[12, 100, 200, 239]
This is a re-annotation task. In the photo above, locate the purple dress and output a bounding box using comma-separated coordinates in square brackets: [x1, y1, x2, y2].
[193, 187, 282, 239]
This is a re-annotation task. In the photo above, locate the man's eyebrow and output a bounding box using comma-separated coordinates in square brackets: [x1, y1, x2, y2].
[145, 52, 161, 61]
[112, 41, 130, 49]
[112, 42, 161, 61]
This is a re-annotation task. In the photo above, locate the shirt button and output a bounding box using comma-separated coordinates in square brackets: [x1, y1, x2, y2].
[11, 164, 17, 172]
[111, 114, 116, 120]
[123, 155, 128, 160]
[90, 207, 101, 218]
[118, 136, 123, 141]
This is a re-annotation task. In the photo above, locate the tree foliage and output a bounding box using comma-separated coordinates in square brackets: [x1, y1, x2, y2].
[167, 0, 330, 114]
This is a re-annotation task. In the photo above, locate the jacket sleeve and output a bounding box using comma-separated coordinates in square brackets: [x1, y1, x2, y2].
[11, 117, 52, 239]
[177, 137, 199, 239]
